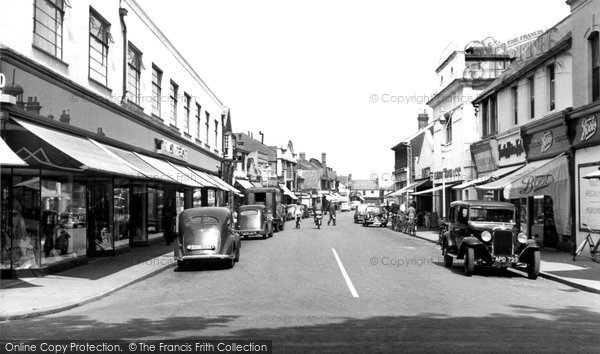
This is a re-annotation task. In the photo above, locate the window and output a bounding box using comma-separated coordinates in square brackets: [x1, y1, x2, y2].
[511, 85, 518, 125]
[591, 32, 600, 102]
[152, 65, 162, 117]
[214, 120, 219, 151]
[445, 116, 453, 144]
[489, 95, 498, 135]
[33, 0, 64, 59]
[224, 134, 230, 157]
[205, 112, 210, 145]
[481, 101, 488, 137]
[89, 9, 111, 85]
[169, 81, 178, 126]
[183, 93, 191, 133]
[548, 64, 555, 111]
[195, 103, 201, 140]
[527, 76, 535, 119]
[127, 43, 142, 105]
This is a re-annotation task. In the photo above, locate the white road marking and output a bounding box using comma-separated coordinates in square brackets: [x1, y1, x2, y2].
[331, 248, 359, 298]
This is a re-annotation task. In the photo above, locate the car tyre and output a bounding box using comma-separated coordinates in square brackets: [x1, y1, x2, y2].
[527, 250, 540, 280]
[226, 255, 235, 269]
[177, 260, 186, 271]
[443, 242, 453, 267]
[234, 247, 240, 262]
[464, 247, 474, 276]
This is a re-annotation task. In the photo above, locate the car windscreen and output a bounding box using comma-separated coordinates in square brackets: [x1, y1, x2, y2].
[184, 216, 220, 227]
[366, 207, 381, 213]
[469, 207, 514, 223]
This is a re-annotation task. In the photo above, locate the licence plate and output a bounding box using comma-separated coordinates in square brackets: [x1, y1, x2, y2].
[495, 256, 518, 263]
[188, 244, 215, 251]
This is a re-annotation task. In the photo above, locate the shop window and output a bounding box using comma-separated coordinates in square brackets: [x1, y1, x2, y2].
[33, 0, 64, 59]
[170, 81, 178, 126]
[114, 180, 130, 249]
[89, 178, 113, 254]
[147, 188, 164, 241]
[40, 172, 87, 266]
[591, 32, 600, 102]
[152, 65, 162, 117]
[127, 42, 143, 105]
[193, 189, 202, 207]
[89, 8, 111, 86]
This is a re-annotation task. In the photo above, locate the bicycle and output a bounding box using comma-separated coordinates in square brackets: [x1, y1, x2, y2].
[573, 223, 600, 262]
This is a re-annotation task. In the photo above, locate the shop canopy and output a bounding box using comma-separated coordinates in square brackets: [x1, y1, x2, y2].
[452, 164, 525, 190]
[1, 138, 27, 166]
[411, 182, 459, 196]
[235, 178, 255, 190]
[279, 184, 298, 199]
[203, 173, 241, 194]
[183, 167, 220, 188]
[476, 159, 555, 191]
[134, 152, 203, 188]
[15, 119, 140, 177]
[166, 162, 210, 188]
[387, 179, 429, 197]
[584, 169, 600, 179]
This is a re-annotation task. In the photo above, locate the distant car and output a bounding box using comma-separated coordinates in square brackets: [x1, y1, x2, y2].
[236, 204, 273, 239]
[286, 205, 300, 221]
[340, 202, 351, 212]
[441, 200, 540, 279]
[354, 204, 369, 224]
[363, 205, 388, 227]
[175, 207, 241, 270]
[350, 201, 362, 210]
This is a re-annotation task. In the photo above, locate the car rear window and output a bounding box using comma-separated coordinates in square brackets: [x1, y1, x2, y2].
[240, 210, 258, 216]
[185, 216, 220, 227]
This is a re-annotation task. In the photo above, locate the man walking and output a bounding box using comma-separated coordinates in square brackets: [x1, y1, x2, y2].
[327, 202, 337, 226]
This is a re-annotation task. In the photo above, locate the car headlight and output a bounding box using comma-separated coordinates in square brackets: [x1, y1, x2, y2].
[517, 232, 528, 244]
[481, 231, 492, 242]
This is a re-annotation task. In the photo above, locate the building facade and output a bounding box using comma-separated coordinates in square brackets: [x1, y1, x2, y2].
[0, 0, 237, 277]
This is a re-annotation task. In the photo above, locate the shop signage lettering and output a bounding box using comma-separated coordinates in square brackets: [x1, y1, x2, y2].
[433, 167, 462, 180]
[541, 130, 553, 152]
[526, 125, 569, 158]
[156, 138, 189, 161]
[580, 116, 597, 142]
[0, 73, 5, 89]
[498, 139, 524, 159]
[520, 174, 554, 194]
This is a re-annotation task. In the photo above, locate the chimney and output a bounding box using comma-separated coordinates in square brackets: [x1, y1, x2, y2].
[60, 109, 70, 124]
[417, 110, 429, 130]
[299, 152, 306, 160]
[321, 153, 326, 165]
[25, 96, 42, 115]
[97, 127, 105, 137]
[259, 131, 264, 144]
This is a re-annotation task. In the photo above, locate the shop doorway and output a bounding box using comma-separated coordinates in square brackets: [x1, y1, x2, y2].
[87, 178, 114, 257]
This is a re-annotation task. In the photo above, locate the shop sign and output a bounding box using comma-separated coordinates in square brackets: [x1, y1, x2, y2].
[524, 125, 569, 159]
[433, 167, 462, 182]
[578, 163, 600, 233]
[498, 138, 524, 162]
[156, 138, 189, 161]
[571, 115, 600, 147]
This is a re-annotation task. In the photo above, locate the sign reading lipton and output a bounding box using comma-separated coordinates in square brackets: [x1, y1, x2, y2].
[155, 138, 189, 161]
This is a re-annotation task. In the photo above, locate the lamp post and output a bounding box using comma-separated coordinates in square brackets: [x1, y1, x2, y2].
[438, 112, 451, 220]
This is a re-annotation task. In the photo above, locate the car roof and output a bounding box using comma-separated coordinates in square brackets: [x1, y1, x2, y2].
[239, 204, 265, 210]
[180, 207, 231, 219]
[450, 200, 516, 208]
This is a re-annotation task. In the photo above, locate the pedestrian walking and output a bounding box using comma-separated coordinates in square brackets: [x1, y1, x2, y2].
[162, 197, 176, 245]
[328, 202, 337, 226]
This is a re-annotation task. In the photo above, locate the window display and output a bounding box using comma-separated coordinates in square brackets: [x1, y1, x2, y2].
[114, 179, 130, 248]
[89, 178, 114, 253]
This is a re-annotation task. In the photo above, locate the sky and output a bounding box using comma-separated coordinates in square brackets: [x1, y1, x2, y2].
[141, 0, 570, 183]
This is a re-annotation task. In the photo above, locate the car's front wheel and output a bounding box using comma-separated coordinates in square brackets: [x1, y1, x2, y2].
[443, 242, 453, 267]
[464, 247, 474, 276]
[527, 250, 540, 280]
[177, 260, 186, 270]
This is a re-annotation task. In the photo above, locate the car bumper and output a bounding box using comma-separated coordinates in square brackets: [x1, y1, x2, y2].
[237, 229, 264, 235]
[177, 254, 233, 262]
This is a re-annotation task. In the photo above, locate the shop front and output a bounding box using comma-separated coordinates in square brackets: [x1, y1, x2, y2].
[569, 107, 600, 255]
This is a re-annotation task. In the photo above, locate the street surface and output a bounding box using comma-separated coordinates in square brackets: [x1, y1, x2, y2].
[2, 212, 599, 352]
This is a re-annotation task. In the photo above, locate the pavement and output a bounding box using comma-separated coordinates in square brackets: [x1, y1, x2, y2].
[411, 228, 600, 295]
[0, 222, 598, 322]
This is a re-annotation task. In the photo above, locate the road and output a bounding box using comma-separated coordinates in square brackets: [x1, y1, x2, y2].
[1, 212, 599, 352]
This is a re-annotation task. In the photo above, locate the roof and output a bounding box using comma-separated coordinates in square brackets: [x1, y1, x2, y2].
[180, 207, 231, 220]
[239, 204, 266, 211]
[222, 107, 232, 133]
[351, 179, 379, 190]
[233, 133, 276, 161]
[449, 200, 516, 208]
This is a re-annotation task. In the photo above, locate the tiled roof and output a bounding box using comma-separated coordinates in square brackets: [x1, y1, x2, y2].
[234, 133, 276, 161]
[351, 179, 379, 190]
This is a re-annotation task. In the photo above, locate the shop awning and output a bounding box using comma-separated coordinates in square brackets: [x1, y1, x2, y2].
[15, 119, 140, 177]
[585, 169, 600, 179]
[203, 173, 241, 194]
[279, 184, 298, 199]
[166, 162, 209, 187]
[90, 140, 172, 182]
[411, 182, 459, 195]
[235, 178, 254, 189]
[387, 179, 429, 197]
[134, 152, 203, 188]
[181, 167, 220, 188]
[1, 138, 27, 166]
[453, 164, 525, 190]
[476, 159, 553, 191]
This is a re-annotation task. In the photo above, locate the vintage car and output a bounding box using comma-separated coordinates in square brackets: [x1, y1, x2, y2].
[340, 202, 351, 212]
[441, 200, 540, 279]
[236, 204, 273, 239]
[175, 207, 241, 270]
[354, 204, 369, 224]
[286, 204, 300, 221]
[363, 205, 388, 227]
[246, 187, 285, 231]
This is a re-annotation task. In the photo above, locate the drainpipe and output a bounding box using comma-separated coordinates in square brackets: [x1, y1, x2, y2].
[119, 6, 128, 102]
